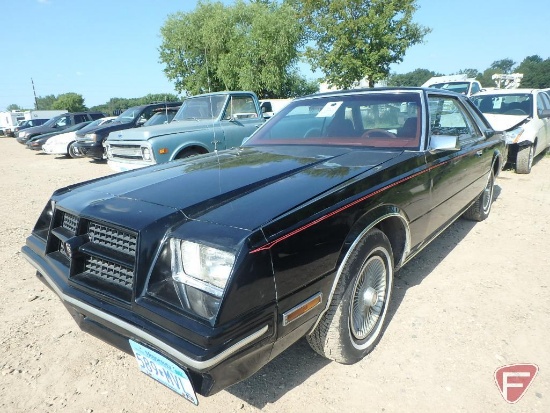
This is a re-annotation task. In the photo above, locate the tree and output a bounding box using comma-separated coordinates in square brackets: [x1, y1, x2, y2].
[52, 93, 86, 112]
[388, 68, 441, 86]
[290, 0, 430, 88]
[490, 58, 516, 74]
[36, 94, 57, 110]
[457, 68, 481, 79]
[159, 0, 307, 98]
[515, 55, 550, 88]
[6, 104, 22, 111]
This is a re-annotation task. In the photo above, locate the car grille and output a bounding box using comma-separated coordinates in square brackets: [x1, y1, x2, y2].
[107, 143, 143, 160]
[47, 209, 137, 303]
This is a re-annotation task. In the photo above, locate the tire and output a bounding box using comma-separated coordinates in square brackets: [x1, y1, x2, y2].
[176, 149, 201, 159]
[516, 143, 534, 174]
[68, 142, 80, 158]
[307, 228, 394, 364]
[463, 168, 495, 222]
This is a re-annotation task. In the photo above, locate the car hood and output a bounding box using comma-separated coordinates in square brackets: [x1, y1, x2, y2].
[54, 146, 402, 231]
[106, 119, 219, 142]
[483, 114, 530, 131]
[76, 121, 136, 138]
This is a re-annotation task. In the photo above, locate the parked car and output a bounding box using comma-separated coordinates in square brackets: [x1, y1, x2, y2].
[22, 88, 504, 404]
[73, 102, 182, 160]
[142, 106, 180, 127]
[104, 92, 264, 172]
[16, 112, 105, 143]
[422, 74, 483, 96]
[471, 88, 550, 173]
[11, 118, 49, 137]
[25, 121, 92, 151]
[42, 117, 117, 157]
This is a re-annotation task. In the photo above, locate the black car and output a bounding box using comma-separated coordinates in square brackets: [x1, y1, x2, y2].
[6, 118, 49, 137]
[25, 121, 92, 151]
[22, 88, 505, 405]
[16, 112, 105, 143]
[73, 102, 181, 159]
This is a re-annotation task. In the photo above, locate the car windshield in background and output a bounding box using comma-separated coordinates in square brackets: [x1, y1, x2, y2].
[42, 116, 60, 127]
[172, 95, 227, 121]
[245, 92, 423, 150]
[430, 82, 470, 94]
[471, 94, 533, 117]
[115, 107, 141, 124]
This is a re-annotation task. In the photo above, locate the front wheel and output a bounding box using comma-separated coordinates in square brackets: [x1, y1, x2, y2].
[68, 142, 80, 158]
[307, 229, 394, 364]
[516, 143, 534, 174]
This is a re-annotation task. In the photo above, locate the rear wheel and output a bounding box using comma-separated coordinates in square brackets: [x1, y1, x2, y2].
[463, 168, 495, 221]
[307, 229, 394, 364]
[516, 143, 534, 174]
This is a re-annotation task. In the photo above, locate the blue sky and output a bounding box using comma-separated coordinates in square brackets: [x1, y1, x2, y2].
[1, 0, 549, 111]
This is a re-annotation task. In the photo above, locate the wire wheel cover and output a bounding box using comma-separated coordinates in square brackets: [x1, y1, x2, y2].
[350, 254, 387, 340]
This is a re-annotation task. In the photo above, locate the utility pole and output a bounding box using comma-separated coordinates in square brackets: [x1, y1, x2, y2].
[31, 78, 38, 109]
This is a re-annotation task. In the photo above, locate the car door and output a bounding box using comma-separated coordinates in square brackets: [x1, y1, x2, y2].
[220, 95, 264, 149]
[424, 93, 493, 237]
[537, 91, 550, 153]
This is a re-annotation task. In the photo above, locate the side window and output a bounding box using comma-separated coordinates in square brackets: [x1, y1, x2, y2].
[74, 114, 88, 124]
[55, 116, 69, 128]
[139, 107, 155, 124]
[428, 96, 479, 141]
[224, 96, 258, 119]
[471, 82, 481, 95]
[90, 113, 104, 120]
[537, 93, 549, 113]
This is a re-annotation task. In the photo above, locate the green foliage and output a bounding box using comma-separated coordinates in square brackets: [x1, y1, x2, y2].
[52, 93, 86, 112]
[516, 55, 550, 88]
[36, 94, 57, 110]
[457, 68, 481, 79]
[290, 0, 430, 88]
[490, 58, 516, 73]
[89, 93, 181, 116]
[6, 104, 22, 111]
[158, 0, 308, 98]
[388, 68, 441, 86]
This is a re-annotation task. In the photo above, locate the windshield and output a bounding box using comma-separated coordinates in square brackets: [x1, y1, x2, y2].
[429, 82, 470, 94]
[471, 94, 532, 117]
[78, 118, 108, 134]
[245, 93, 423, 150]
[173, 95, 227, 121]
[115, 107, 142, 124]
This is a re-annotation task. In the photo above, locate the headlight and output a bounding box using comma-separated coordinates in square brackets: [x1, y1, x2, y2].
[147, 238, 236, 321]
[142, 147, 152, 161]
[19, 131, 27, 138]
[170, 239, 234, 298]
[85, 133, 100, 143]
[505, 127, 524, 144]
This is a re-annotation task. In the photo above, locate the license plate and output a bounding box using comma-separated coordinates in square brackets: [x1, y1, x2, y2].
[129, 340, 198, 405]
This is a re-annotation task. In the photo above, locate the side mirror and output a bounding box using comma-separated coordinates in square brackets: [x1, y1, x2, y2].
[428, 134, 461, 153]
[484, 128, 495, 138]
[539, 109, 550, 119]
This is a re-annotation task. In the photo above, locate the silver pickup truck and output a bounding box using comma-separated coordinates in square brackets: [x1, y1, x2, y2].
[104, 91, 265, 172]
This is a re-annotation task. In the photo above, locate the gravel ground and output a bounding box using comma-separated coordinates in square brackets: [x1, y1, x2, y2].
[0, 137, 548, 412]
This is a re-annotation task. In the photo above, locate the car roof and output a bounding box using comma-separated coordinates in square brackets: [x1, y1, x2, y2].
[473, 88, 539, 96]
[301, 86, 463, 99]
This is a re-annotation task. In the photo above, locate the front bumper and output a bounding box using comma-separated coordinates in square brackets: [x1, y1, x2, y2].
[22, 236, 276, 397]
[74, 142, 105, 159]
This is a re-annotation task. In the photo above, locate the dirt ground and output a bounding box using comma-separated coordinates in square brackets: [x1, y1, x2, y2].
[0, 137, 548, 413]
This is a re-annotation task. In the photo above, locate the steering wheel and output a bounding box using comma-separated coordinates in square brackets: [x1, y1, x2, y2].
[303, 128, 322, 138]
[362, 129, 397, 139]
